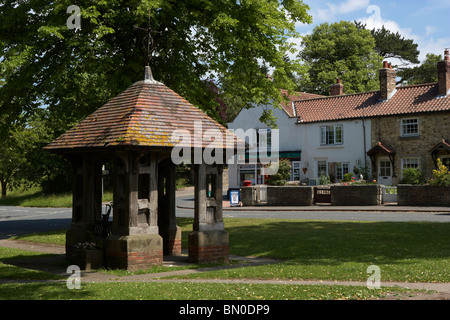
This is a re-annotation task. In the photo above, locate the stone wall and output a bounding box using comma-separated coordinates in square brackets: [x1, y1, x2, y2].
[397, 185, 450, 206]
[241, 186, 314, 206]
[371, 113, 450, 184]
[330, 185, 383, 206]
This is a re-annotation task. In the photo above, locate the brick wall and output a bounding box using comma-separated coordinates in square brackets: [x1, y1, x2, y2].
[371, 113, 450, 183]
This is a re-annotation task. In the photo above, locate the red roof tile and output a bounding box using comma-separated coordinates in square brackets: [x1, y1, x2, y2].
[279, 89, 324, 117]
[46, 79, 237, 152]
[367, 141, 395, 156]
[294, 83, 450, 123]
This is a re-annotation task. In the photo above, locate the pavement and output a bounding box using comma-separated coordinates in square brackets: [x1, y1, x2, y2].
[0, 238, 449, 300]
[176, 186, 450, 213]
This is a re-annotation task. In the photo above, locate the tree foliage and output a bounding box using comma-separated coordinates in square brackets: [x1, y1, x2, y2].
[0, 0, 312, 190]
[355, 22, 420, 66]
[298, 21, 381, 96]
[397, 53, 441, 85]
[0, 0, 312, 130]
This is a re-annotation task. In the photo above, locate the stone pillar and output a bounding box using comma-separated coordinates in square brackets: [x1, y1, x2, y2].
[105, 152, 163, 271]
[158, 158, 181, 255]
[189, 163, 229, 264]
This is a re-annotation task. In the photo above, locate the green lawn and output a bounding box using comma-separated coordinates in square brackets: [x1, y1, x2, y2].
[0, 282, 415, 300]
[0, 185, 113, 207]
[1, 217, 449, 299]
[176, 218, 450, 283]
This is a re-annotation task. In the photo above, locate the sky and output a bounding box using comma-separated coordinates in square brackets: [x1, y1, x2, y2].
[292, 0, 450, 64]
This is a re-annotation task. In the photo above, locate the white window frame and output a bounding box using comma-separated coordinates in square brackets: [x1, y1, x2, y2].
[257, 128, 272, 151]
[401, 118, 419, 137]
[317, 160, 328, 177]
[401, 158, 420, 178]
[290, 161, 301, 181]
[320, 125, 343, 145]
[335, 162, 350, 181]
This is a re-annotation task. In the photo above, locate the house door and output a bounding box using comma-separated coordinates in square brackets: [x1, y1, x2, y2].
[378, 158, 392, 186]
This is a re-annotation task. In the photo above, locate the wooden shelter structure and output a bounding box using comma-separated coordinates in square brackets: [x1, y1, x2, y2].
[45, 67, 238, 270]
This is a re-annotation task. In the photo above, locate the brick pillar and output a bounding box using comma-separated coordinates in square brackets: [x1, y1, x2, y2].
[189, 163, 229, 264]
[379, 61, 397, 101]
[330, 78, 344, 96]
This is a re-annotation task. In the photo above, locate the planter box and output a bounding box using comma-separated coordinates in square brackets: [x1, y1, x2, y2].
[68, 248, 103, 270]
[331, 185, 383, 206]
[397, 185, 450, 206]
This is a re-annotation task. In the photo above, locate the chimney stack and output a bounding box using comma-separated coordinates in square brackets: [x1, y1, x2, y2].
[438, 49, 450, 96]
[330, 78, 344, 96]
[379, 61, 396, 101]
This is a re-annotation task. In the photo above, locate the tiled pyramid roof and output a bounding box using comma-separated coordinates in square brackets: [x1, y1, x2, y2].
[294, 83, 450, 123]
[46, 71, 236, 152]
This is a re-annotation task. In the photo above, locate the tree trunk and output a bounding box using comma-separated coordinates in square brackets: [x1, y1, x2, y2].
[1, 179, 6, 198]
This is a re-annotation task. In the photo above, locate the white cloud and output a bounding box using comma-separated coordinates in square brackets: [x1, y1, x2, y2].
[425, 26, 437, 36]
[356, 5, 448, 62]
[314, 0, 370, 22]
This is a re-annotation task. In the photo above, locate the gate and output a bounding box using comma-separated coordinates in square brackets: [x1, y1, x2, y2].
[314, 186, 331, 204]
[382, 186, 397, 203]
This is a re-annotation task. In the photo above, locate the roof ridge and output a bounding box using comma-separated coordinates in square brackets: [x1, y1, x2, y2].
[294, 89, 380, 104]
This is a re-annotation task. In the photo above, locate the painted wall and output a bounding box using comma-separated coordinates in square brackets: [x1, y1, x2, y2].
[298, 119, 372, 182]
[227, 104, 372, 188]
[227, 103, 299, 188]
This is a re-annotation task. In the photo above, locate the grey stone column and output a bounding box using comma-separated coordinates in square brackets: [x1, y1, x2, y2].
[189, 163, 229, 264]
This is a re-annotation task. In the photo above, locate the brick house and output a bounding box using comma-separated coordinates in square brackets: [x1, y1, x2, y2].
[294, 51, 450, 185]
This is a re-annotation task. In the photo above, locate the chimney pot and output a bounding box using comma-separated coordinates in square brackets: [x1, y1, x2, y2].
[445, 49, 450, 61]
[383, 61, 389, 68]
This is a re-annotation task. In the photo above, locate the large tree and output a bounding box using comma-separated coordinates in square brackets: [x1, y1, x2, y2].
[0, 0, 312, 132]
[397, 53, 441, 86]
[298, 21, 381, 96]
[355, 22, 420, 67]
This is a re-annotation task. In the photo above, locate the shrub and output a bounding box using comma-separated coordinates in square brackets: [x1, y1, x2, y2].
[266, 159, 291, 186]
[430, 158, 450, 187]
[401, 168, 424, 185]
[343, 172, 354, 182]
[318, 171, 331, 185]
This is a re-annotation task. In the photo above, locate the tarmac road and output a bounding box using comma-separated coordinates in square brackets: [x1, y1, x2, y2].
[0, 188, 449, 239]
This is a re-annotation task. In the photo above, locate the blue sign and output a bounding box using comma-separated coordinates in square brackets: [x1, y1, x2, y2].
[229, 190, 240, 206]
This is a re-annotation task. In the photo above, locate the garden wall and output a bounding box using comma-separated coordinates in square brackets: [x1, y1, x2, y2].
[241, 186, 314, 206]
[397, 185, 450, 206]
[330, 185, 383, 206]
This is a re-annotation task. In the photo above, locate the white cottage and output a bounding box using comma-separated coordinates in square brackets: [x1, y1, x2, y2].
[227, 81, 373, 189]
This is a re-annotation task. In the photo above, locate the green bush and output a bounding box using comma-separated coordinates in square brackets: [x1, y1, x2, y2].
[318, 171, 331, 185]
[401, 168, 424, 185]
[266, 159, 291, 186]
[343, 172, 354, 182]
[430, 158, 450, 187]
